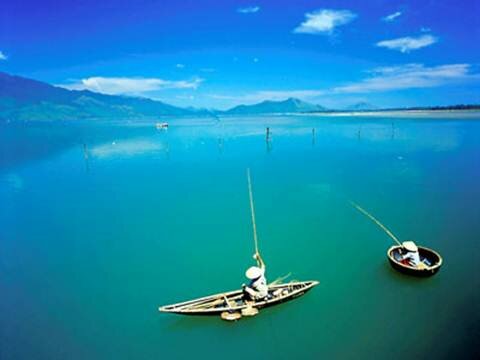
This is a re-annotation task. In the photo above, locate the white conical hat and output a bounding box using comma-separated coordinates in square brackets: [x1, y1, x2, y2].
[402, 241, 418, 252]
[245, 266, 264, 280]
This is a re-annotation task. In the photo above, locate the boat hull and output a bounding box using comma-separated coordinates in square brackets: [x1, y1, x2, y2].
[159, 280, 319, 315]
[387, 245, 442, 277]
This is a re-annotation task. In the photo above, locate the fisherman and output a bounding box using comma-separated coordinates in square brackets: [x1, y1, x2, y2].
[242, 253, 268, 301]
[399, 241, 421, 267]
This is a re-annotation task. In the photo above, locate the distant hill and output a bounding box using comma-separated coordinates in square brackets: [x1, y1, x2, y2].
[2, 72, 478, 121]
[224, 97, 327, 114]
[345, 102, 378, 111]
[0, 72, 197, 121]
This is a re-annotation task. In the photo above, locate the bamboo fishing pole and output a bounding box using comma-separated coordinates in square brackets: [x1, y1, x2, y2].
[270, 272, 291, 285]
[247, 168, 260, 255]
[351, 202, 402, 246]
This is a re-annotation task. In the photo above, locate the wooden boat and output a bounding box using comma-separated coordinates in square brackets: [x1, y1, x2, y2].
[160, 171, 319, 320]
[387, 245, 443, 277]
[159, 280, 318, 315]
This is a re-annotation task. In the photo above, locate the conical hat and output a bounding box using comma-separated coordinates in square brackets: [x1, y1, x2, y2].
[221, 311, 242, 321]
[241, 306, 259, 316]
[245, 266, 264, 279]
[402, 241, 418, 252]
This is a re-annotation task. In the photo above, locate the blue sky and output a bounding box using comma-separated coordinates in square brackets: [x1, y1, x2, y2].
[1, 0, 479, 109]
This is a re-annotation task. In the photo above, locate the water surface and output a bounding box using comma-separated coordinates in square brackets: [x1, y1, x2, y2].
[1, 114, 479, 359]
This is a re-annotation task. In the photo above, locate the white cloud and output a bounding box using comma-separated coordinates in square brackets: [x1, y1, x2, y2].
[0, 51, 7, 60]
[175, 63, 185, 68]
[176, 95, 195, 100]
[376, 34, 438, 53]
[382, 11, 402, 22]
[210, 63, 479, 104]
[333, 63, 474, 93]
[293, 9, 357, 35]
[420, 27, 431, 32]
[237, 6, 260, 14]
[59, 76, 203, 95]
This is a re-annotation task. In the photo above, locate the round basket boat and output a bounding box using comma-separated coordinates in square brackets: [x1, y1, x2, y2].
[387, 245, 443, 277]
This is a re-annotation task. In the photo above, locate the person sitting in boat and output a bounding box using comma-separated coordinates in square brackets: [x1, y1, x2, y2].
[242, 253, 268, 301]
[399, 241, 421, 267]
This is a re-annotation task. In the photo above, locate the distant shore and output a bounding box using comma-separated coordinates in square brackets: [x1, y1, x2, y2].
[302, 109, 480, 118]
[2, 108, 480, 124]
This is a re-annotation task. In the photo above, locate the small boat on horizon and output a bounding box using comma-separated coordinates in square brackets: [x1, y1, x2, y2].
[155, 122, 169, 129]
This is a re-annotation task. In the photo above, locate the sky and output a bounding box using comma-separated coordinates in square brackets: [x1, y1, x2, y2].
[1, 0, 479, 109]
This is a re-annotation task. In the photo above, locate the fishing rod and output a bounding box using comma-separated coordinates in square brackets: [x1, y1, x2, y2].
[270, 272, 292, 285]
[351, 201, 402, 246]
[247, 168, 260, 255]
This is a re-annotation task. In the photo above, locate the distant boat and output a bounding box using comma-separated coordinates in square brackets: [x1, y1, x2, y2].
[156, 122, 169, 129]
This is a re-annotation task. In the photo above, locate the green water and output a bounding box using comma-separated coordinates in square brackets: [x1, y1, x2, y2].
[1, 115, 479, 359]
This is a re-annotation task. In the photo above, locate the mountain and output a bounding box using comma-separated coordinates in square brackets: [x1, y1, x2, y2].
[345, 102, 378, 111]
[224, 97, 326, 114]
[0, 72, 195, 121]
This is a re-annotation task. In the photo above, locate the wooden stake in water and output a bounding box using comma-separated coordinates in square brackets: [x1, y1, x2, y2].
[247, 168, 260, 255]
[351, 202, 402, 246]
[83, 143, 90, 173]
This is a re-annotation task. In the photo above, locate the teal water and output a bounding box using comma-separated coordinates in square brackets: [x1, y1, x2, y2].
[1, 114, 479, 359]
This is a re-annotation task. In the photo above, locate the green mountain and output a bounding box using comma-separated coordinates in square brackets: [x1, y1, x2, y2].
[224, 97, 326, 114]
[0, 72, 196, 121]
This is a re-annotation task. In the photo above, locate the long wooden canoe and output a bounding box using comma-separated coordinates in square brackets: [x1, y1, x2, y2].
[159, 280, 319, 315]
[387, 245, 443, 277]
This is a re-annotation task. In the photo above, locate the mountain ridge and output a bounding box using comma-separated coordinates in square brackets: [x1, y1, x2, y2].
[345, 102, 378, 111]
[0, 72, 198, 120]
[0, 72, 329, 120]
[225, 97, 327, 114]
[1, 72, 479, 121]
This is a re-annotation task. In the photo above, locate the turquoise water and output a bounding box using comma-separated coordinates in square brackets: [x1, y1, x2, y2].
[1, 114, 479, 359]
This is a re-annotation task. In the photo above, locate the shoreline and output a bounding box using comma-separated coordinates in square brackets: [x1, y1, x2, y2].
[300, 109, 480, 118]
[1, 109, 479, 123]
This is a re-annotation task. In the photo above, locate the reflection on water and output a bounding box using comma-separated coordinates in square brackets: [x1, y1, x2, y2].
[1, 172, 24, 191]
[0, 114, 475, 170]
[90, 138, 165, 159]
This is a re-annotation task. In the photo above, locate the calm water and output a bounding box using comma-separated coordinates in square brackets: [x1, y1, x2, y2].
[1, 114, 479, 359]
